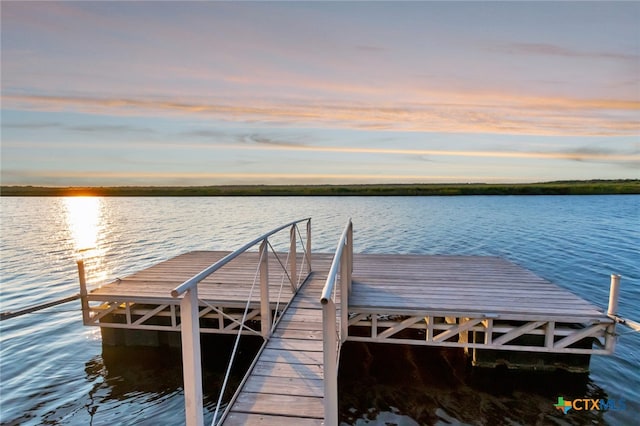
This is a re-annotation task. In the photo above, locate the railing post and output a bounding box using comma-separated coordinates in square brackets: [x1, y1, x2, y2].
[605, 274, 621, 353]
[607, 274, 621, 316]
[260, 239, 271, 338]
[306, 219, 312, 271]
[322, 300, 338, 426]
[76, 259, 90, 325]
[180, 287, 204, 426]
[289, 225, 297, 292]
[340, 243, 349, 343]
[347, 221, 353, 292]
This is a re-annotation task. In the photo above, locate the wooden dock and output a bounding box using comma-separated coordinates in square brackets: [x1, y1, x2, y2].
[76, 218, 618, 426]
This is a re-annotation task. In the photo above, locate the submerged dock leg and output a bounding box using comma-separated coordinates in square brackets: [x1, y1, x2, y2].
[180, 287, 204, 426]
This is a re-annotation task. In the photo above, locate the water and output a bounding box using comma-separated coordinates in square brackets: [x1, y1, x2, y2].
[1, 196, 638, 425]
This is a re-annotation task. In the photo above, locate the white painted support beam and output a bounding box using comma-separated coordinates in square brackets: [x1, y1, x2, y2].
[179, 287, 204, 426]
[289, 225, 297, 292]
[322, 299, 338, 426]
[425, 316, 433, 341]
[347, 313, 368, 326]
[259, 240, 271, 338]
[340, 244, 349, 343]
[132, 304, 169, 326]
[492, 321, 546, 346]
[346, 335, 612, 354]
[545, 322, 555, 348]
[347, 222, 353, 292]
[91, 302, 121, 323]
[483, 319, 493, 345]
[306, 219, 312, 271]
[554, 324, 608, 349]
[378, 316, 425, 339]
[433, 318, 483, 343]
[372, 314, 378, 338]
[608, 274, 621, 316]
[76, 259, 91, 325]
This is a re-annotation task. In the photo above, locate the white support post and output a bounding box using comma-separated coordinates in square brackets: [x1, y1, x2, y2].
[347, 221, 353, 281]
[322, 300, 338, 426]
[260, 239, 271, 338]
[180, 287, 204, 426]
[76, 259, 91, 325]
[306, 219, 312, 271]
[608, 274, 621, 316]
[606, 274, 621, 352]
[290, 225, 297, 292]
[340, 246, 349, 343]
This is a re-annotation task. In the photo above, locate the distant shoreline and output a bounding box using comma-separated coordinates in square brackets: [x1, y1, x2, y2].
[1, 180, 638, 197]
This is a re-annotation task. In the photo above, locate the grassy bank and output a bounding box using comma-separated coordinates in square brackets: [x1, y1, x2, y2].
[1, 180, 638, 197]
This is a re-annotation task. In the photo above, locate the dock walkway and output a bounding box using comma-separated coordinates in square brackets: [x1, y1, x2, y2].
[223, 256, 332, 425]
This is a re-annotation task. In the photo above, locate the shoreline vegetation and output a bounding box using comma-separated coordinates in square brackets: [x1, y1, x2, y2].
[1, 180, 638, 197]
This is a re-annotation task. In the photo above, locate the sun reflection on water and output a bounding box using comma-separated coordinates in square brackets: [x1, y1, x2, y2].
[64, 196, 109, 284]
[64, 197, 101, 252]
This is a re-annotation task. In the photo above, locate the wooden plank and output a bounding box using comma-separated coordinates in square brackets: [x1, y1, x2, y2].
[251, 361, 323, 380]
[243, 375, 324, 398]
[266, 338, 323, 352]
[272, 329, 324, 340]
[230, 393, 323, 418]
[275, 320, 324, 331]
[224, 412, 323, 425]
[259, 348, 324, 365]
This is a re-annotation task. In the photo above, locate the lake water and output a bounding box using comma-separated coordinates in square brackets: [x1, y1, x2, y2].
[1, 196, 638, 425]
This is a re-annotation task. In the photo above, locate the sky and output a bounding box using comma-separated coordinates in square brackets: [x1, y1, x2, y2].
[1, 1, 639, 186]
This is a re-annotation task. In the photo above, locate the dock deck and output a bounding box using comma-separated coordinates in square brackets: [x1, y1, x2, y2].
[79, 219, 616, 426]
[85, 250, 309, 336]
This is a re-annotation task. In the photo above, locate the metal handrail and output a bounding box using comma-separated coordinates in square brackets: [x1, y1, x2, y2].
[320, 218, 353, 304]
[320, 218, 353, 426]
[171, 217, 311, 298]
[172, 217, 312, 426]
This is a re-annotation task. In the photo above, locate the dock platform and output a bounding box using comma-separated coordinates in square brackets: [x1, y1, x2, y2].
[76, 218, 617, 426]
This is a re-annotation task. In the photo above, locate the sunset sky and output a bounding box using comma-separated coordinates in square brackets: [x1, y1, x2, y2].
[1, 1, 639, 186]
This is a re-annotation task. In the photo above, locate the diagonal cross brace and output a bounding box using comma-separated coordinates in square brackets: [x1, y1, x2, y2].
[433, 318, 484, 343]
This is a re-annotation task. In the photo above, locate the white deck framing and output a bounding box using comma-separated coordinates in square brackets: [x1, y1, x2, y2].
[346, 254, 613, 355]
[85, 251, 310, 336]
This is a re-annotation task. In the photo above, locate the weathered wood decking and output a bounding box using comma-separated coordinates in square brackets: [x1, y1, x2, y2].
[89, 251, 301, 306]
[89, 252, 605, 321]
[350, 254, 604, 319]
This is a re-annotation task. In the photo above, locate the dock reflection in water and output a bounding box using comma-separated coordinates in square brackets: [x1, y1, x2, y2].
[81, 335, 263, 425]
[338, 342, 607, 426]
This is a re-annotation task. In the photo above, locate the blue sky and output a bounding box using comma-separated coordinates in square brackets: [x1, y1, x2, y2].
[1, 1, 638, 186]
